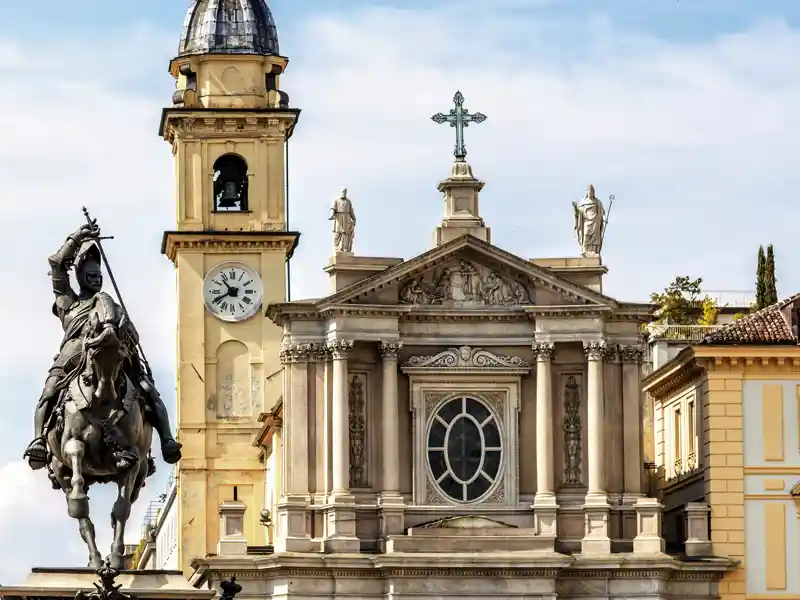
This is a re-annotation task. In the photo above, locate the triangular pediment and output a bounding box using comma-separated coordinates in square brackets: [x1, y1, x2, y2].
[320, 235, 618, 309]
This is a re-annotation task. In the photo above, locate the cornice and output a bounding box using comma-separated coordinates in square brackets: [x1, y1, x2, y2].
[162, 230, 300, 263]
[646, 360, 705, 401]
[160, 107, 301, 142]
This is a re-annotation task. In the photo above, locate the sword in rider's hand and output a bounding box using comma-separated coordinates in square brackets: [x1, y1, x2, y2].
[81, 206, 154, 379]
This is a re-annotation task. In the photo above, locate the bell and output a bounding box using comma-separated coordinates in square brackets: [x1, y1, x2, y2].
[217, 181, 240, 208]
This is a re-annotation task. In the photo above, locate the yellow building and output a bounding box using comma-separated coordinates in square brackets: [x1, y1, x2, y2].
[159, 0, 299, 573]
[644, 295, 800, 600]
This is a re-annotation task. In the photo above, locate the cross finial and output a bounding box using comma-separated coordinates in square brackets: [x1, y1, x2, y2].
[431, 91, 487, 161]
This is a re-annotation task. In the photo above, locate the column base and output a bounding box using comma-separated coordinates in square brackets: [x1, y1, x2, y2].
[323, 492, 360, 553]
[378, 492, 406, 541]
[633, 497, 666, 554]
[532, 492, 559, 538]
[273, 496, 312, 553]
[581, 492, 611, 555]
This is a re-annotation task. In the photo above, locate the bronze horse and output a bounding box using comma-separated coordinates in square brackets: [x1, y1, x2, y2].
[46, 292, 153, 569]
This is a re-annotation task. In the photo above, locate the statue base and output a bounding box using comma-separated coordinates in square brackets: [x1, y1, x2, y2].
[0, 568, 215, 600]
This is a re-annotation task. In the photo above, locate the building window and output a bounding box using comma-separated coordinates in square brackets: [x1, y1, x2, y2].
[426, 396, 503, 503]
[673, 407, 682, 476]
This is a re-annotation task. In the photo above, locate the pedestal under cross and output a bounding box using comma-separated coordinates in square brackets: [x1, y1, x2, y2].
[431, 91, 487, 161]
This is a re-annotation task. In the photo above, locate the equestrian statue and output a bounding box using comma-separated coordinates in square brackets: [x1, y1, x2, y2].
[23, 211, 182, 569]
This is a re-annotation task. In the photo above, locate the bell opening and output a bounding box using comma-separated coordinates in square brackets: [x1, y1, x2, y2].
[213, 154, 249, 212]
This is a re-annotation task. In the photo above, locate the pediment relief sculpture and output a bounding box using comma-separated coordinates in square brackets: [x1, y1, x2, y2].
[402, 345, 531, 372]
[399, 259, 531, 307]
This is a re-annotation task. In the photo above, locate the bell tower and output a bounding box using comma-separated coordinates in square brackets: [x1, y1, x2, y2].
[160, 0, 300, 573]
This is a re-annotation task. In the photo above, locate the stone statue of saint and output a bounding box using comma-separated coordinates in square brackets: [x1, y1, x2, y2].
[23, 223, 182, 471]
[573, 184, 607, 257]
[330, 187, 356, 253]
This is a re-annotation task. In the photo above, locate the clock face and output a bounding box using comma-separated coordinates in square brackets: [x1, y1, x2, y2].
[202, 262, 264, 323]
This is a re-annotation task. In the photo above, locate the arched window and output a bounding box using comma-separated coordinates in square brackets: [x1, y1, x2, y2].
[213, 154, 249, 212]
[427, 396, 503, 503]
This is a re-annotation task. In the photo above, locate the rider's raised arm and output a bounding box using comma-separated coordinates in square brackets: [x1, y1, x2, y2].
[48, 234, 81, 307]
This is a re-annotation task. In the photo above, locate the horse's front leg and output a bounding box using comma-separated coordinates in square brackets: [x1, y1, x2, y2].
[109, 463, 140, 569]
[63, 437, 103, 568]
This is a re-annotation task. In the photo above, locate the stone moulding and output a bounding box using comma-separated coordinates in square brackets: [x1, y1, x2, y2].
[401, 345, 531, 374]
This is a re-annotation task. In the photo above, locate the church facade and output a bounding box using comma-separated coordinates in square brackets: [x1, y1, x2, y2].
[154, 1, 738, 598]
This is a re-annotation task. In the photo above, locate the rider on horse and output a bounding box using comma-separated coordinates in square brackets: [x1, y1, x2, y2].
[24, 223, 182, 470]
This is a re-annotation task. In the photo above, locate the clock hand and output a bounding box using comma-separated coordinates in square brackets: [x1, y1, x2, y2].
[212, 291, 231, 305]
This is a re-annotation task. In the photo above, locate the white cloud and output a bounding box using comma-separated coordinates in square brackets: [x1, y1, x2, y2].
[1, 1, 800, 581]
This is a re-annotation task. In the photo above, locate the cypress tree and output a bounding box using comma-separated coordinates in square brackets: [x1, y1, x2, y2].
[756, 245, 766, 309]
[765, 244, 778, 305]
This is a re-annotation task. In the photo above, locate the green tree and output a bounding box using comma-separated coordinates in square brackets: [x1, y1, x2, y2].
[764, 244, 778, 305]
[756, 245, 767, 309]
[698, 296, 720, 326]
[650, 276, 704, 325]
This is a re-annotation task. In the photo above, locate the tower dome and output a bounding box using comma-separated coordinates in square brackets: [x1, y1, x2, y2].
[178, 0, 280, 58]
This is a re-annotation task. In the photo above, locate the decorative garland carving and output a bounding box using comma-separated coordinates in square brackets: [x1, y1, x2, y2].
[562, 374, 583, 486]
[403, 346, 530, 371]
[349, 373, 368, 487]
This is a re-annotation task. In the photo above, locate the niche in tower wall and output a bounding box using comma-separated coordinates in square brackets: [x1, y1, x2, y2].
[561, 373, 584, 487]
[349, 372, 369, 487]
[213, 154, 249, 212]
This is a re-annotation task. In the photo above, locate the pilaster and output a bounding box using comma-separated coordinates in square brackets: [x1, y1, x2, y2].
[532, 342, 558, 544]
[323, 339, 360, 553]
[620, 343, 645, 501]
[378, 341, 405, 541]
[582, 340, 611, 555]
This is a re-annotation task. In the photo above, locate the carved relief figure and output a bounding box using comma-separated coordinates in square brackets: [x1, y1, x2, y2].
[563, 375, 582, 486]
[330, 187, 356, 253]
[573, 184, 607, 257]
[349, 374, 367, 486]
[398, 259, 531, 307]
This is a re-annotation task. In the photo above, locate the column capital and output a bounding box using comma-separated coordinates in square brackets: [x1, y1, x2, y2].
[619, 344, 644, 364]
[280, 343, 316, 364]
[379, 341, 403, 359]
[582, 340, 607, 362]
[327, 339, 354, 360]
[532, 342, 555, 362]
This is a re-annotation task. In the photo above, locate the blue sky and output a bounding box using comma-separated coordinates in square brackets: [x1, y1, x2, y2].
[2, 0, 800, 582]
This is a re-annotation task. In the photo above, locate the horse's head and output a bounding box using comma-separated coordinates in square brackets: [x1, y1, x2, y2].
[82, 292, 130, 403]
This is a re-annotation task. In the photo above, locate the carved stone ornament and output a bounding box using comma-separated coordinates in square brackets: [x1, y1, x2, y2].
[398, 259, 531, 307]
[379, 341, 403, 359]
[402, 346, 531, 373]
[619, 344, 644, 364]
[562, 374, 583, 486]
[280, 343, 316, 364]
[532, 342, 555, 362]
[582, 341, 607, 362]
[326, 339, 354, 359]
[349, 374, 368, 487]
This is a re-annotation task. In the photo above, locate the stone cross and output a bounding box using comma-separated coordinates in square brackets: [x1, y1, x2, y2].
[431, 91, 487, 161]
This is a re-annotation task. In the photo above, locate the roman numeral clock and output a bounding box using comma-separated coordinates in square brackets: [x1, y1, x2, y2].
[202, 262, 265, 322]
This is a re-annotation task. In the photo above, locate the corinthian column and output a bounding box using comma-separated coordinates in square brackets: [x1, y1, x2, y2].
[620, 344, 644, 500]
[378, 341, 405, 540]
[328, 339, 354, 495]
[273, 343, 313, 553]
[532, 342, 558, 541]
[323, 339, 359, 552]
[582, 340, 611, 554]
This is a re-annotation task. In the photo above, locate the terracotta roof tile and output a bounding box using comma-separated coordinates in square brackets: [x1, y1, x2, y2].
[702, 301, 796, 345]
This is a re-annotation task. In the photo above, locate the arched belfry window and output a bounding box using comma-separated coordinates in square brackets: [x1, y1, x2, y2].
[213, 154, 249, 212]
